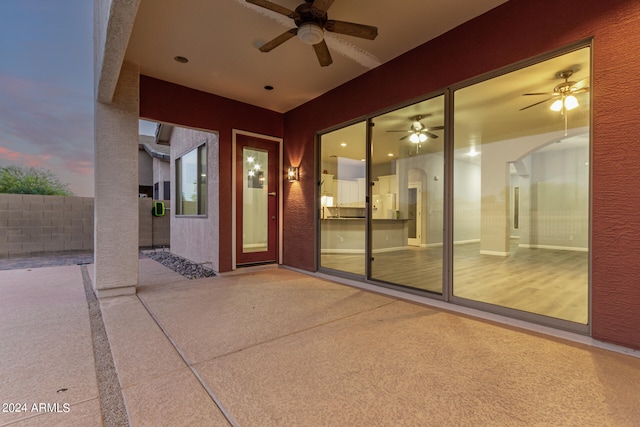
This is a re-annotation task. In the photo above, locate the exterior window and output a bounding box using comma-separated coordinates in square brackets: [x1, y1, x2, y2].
[175, 144, 207, 216]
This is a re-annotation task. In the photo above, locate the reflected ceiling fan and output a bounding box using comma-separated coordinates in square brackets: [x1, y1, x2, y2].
[387, 116, 444, 143]
[247, 0, 378, 67]
[520, 69, 590, 112]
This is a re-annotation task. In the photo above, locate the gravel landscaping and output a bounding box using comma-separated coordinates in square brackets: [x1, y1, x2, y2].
[145, 251, 216, 279]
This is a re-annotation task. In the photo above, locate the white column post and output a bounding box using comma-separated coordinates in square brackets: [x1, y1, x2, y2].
[93, 61, 140, 297]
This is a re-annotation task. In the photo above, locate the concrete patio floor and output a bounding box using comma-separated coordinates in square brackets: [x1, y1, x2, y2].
[2, 256, 640, 426]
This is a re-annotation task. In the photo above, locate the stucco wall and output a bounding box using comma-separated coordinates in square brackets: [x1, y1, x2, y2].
[0, 194, 169, 258]
[138, 149, 154, 187]
[170, 127, 220, 269]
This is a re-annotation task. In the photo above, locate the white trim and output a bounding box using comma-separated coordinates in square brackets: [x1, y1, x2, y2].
[453, 239, 481, 245]
[232, 129, 283, 270]
[519, 244, 588, 252]
[321, 246, 407, 254]
[479, 250, 510, 256]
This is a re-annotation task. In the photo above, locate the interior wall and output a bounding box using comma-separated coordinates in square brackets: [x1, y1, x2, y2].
[519, 146, 589, 250]
[282, 0, 640, 349]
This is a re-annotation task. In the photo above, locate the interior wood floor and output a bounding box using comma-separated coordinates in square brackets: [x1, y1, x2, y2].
[321, 240, 588, 324]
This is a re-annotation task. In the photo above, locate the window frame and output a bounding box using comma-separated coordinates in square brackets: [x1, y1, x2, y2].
[175, 142, 207, 217]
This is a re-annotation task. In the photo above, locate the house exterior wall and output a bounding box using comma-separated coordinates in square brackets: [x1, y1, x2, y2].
[140, 78, 283, 272]
[169, 127, 220, 270]
[153, 157, 170, 199]
[138, 149, 153, 187]
[137, 0, 640, 349]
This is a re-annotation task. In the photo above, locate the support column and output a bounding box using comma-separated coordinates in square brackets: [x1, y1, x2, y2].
[93, 61, 140, 298]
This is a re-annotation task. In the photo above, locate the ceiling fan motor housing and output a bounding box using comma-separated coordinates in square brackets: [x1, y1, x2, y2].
[294, 3, 328, 28]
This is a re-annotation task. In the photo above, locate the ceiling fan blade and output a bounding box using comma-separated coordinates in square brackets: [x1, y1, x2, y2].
[325, 20, 378, 40]
[259, 29, 298, 52]
[573, 76, 590, 89]
[246, 0, 299, 19]
[571, 87, 590, 94]
[399, 135, 409, 141]
[424, 132, 438, 139]
[522, 92, 557, 96]
[312, 0, 335, 13]
[313, 39, 333, 67]
[425, 125, 445, 131]
[519, 96, 556, 111]
[387, 130, 412, 133]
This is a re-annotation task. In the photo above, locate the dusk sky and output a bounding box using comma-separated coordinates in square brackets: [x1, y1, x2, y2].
[0, 1, 94, 196]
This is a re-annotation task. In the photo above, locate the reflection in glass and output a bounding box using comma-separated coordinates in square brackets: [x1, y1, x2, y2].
[243, 147, 268, 253]
[452, 46, 590, 323]
[319, 122, 366, 276]
[176, 144, 207, 216]
[180, 149, 198, 215]
[369, 95, 445, 293]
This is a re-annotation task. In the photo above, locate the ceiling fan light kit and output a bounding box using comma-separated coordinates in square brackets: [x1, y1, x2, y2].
[247, 0, 378, 67]
[298, 22, 324, 45]
[520, 68, 590, 135]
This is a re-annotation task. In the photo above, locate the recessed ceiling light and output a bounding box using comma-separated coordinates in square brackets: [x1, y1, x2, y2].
[264, 85, 274, 91]
[387, 153, 394, 157]
[173, 56, 189, 64]
[340, 143, 347, 147]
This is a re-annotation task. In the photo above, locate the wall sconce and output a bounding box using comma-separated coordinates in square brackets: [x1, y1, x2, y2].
[287, 166, 299, 182]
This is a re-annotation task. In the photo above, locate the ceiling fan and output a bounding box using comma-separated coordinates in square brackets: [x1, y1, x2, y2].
[387, 116, 444, 143]
[246, 0, 378, 67]
[520, 69, 590, 112]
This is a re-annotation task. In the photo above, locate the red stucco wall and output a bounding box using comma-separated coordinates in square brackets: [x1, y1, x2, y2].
[282, 0, 640, 349]
[139, 79, 283, 272]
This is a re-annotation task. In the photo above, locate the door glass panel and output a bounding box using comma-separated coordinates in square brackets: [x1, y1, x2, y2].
[319, 121, 366, 276]
[243, 147, 268, 253]
[370, 95, 445, 293]
[453, 47, 590, 323]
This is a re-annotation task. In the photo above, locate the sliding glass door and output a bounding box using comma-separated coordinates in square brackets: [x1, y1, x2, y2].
[319, 121, 367, 276]
[452, 46, 590, 324]
[317, 44, 590, 329]
[369, 96, 445, 293]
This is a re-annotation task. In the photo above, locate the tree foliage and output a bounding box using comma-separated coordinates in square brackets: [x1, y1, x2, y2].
[0, 165, 73, 196]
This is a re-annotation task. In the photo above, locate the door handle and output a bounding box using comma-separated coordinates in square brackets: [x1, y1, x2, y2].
[268, 192, 277, 197]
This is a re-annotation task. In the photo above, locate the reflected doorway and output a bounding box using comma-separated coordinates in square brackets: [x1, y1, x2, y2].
[407, 182, 422, 247]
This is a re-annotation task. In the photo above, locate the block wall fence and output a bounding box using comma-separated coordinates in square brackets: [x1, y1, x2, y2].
[0, 194, 169, 258]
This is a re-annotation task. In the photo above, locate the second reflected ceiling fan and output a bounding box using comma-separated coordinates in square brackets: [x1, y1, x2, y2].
[247, 0, 378, 67]
[387, 116, 444, 143]
[520, 69, 590, 112]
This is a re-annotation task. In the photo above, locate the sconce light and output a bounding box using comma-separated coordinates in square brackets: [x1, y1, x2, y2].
[287, 166, 299, 182]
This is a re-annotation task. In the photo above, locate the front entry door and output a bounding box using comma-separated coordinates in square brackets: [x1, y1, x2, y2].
[236, 134, 278, 265]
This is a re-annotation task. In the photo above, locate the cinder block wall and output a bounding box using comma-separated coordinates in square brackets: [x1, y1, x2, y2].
[0, 194, 169, 258]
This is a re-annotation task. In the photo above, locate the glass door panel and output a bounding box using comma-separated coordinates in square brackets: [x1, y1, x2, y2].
[242, 147, 268, 254]
[452, 46, 590, 324]
[319, 121, 366, 276]
[370, 96, 445, 293]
